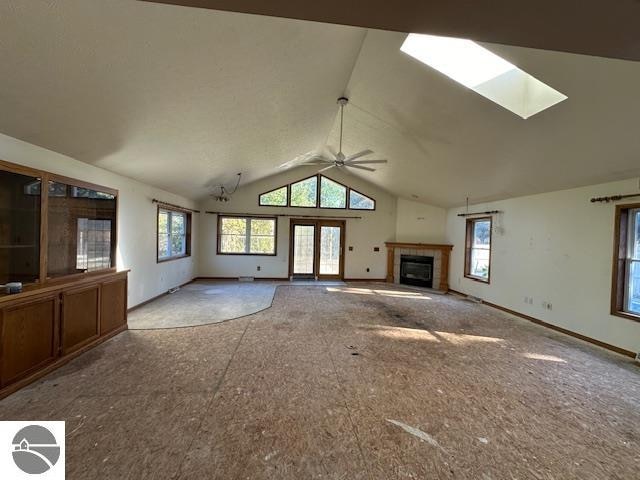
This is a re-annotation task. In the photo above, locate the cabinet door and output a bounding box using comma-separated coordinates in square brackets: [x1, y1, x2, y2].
[100, 277, 127, 335]
[62, 284, 100, 355]
[0, 295, 59, 387]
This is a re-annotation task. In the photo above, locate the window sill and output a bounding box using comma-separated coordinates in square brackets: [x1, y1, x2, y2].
[611, 309, 640, 323]
[157, 254, 191, 264]
[464, 274, 490, 284]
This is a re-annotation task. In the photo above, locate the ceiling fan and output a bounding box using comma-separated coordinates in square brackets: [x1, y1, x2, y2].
[279, 97, 388, 173]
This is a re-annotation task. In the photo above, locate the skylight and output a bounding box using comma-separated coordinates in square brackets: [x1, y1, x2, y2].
[400, 33, 567, 119]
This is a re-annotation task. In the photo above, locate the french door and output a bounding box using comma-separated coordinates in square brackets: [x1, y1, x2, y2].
[290, 219, 345, 280]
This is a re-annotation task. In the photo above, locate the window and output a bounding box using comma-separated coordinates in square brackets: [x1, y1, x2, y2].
[258, 174, 376, 210]
[465, 217, 491, 282]
[259, 186, 288, 206]
[320, 176, 346, 208]
[349, 189, 375, 210]
[290, 176, 318, 207]
[77, 219, 112, 271]
[158, 208, 191, 261]
[612, 204, 640, 319]
[218, 216, 277, 255]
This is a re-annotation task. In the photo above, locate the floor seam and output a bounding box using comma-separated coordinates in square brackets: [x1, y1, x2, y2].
[320, 332, 374, 480]
[171, 316, 255, 479]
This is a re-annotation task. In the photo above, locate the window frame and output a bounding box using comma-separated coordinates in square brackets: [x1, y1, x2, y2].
[216, 215, 278, 256]
[156, 206, 192, 263]
[257, 174, 376, 211]
[464, 216, 492, 284]
[611, 203, 640, 322]
[258, 185, 289, 207]
[319, 175, 348, 209]
[288, 174, 320, 208]
[348, 187, 377, 211]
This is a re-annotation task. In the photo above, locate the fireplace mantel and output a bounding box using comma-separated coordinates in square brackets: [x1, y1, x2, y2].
[385, 242, 453, 291]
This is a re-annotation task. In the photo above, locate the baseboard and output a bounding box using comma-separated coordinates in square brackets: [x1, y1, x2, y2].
[344, 278, 387, 282]
[449, 289, 635, 359]
[128, 278, 195, 312]
[194, 276, 289, 281]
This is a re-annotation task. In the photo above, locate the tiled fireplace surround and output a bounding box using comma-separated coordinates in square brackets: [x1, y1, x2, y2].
[385, 242, 453, 292]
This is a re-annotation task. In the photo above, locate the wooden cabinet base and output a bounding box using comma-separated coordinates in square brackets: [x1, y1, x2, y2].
[0, 270, 128, 400]
[0, 324, 126, 400]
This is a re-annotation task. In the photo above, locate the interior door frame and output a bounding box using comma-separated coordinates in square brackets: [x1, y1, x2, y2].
[289, 219, 346, 280]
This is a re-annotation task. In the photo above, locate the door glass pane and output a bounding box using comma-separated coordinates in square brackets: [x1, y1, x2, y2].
[0, 170, 41, 284]
[293, 225, 315, 274]
[319, 226, 341, 275]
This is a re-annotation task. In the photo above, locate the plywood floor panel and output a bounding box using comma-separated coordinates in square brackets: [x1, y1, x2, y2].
[1, 283, 638, 479]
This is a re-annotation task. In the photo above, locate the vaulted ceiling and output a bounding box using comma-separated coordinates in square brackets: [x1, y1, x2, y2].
[1, 1, 639, 207]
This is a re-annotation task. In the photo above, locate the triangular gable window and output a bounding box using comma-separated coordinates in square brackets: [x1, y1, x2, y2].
[259, 186, 287, 206]
[258, 174, 375, 210]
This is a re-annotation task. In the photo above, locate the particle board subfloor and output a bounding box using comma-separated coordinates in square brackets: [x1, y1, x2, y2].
[1, 284, 638, 479]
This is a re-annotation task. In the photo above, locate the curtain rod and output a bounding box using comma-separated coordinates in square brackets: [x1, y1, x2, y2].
[590, 193, 640, 203]
[205, 211, 362, 219]
[152, 199, 200, 213]
[457, 210, 501, 217]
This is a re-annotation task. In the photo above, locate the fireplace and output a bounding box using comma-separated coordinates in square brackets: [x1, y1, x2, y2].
[400, 255, 434, 288]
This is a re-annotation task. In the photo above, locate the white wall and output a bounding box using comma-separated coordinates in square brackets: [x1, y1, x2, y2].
[198, 166, 397, 280]
[395, 197, 447, 243]
[446, 178, 640, 354]
[0, 133, 197, 307]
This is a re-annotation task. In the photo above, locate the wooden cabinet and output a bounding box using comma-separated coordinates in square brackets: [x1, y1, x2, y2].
[100, 277, 127, 335]
[62, 285, 100, 355]
[0, 294, 59, 387]
[0, 270, 128, 397]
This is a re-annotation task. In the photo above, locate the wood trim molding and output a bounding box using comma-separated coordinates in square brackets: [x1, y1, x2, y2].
[384, 242, 453, 251]
[448, 289, 636, 359]
[127, 278, 195, 312]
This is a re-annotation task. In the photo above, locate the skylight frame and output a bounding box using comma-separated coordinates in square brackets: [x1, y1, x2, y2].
[400, 33, 567, 119]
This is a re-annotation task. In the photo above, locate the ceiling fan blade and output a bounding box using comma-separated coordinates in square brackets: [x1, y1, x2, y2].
[318, 165, 336, 173]
[279, 151, 324, 169]
[348, 159, 388, 165]
[344, 149, 373, 162]
[348, 164, 376, 172]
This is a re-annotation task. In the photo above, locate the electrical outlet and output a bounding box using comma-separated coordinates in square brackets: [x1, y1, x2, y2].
[366, 267, 370, 272]
[257, 266, 261, 271]
[547, 302, 553, 310]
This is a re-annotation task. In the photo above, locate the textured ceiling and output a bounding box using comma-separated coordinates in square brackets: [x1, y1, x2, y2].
[0, 0, 366, 197]
[1, 1, 640, 206]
